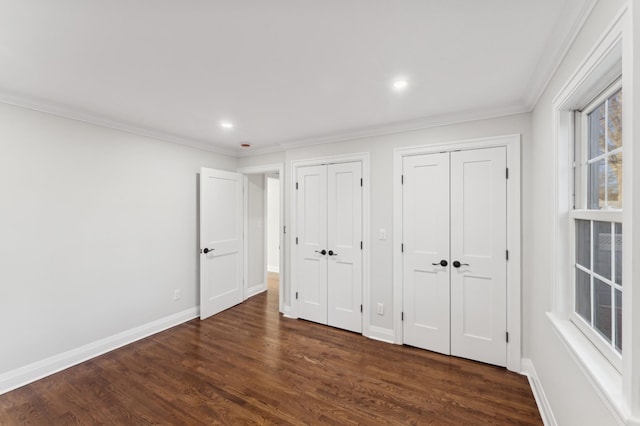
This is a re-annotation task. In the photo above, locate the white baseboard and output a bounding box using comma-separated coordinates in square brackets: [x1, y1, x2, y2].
[245, 283, 267, 299]
[267, 265, 280, 273]
[0, 307, 199, 396]
[521, 358, 557, 426]
[367, 325, 395, 344]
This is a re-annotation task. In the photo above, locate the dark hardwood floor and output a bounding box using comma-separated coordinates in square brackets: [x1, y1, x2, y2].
[0, 273, 541, 424]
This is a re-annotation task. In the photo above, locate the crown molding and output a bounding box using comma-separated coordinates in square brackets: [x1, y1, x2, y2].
[238, 103, 530, 158]
[2, 89, 531, 161]
[523, 0, 599, 110]
[0, 91, 238, 158]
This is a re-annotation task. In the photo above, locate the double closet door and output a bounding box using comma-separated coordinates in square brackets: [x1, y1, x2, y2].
[296, 162, 362, 333]
[402, 147, 507, 367]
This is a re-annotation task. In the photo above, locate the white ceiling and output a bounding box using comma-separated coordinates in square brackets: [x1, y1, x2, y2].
[0, 0, 594, 156]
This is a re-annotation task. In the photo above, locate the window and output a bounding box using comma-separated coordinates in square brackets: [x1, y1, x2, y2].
[571, 82, 622, 368]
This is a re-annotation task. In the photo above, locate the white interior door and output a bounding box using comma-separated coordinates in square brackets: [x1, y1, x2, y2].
[296, 165, 328, 324]
[402, 153, 451, 354]
[200, 168, 244, 320]
[450, 147, 507, 366]
[327, 162, 362, 333]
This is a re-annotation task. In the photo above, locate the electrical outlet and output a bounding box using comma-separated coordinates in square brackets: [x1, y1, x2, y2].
[379, 229, 387, 240]
[173, 289, 181, 301]
[377, 303, 384, 315]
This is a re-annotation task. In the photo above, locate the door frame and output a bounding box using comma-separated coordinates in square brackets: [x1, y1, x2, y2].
[392, 134, 522, 372]
[290, 152, 370, 336]
[237, 164, 285, 314]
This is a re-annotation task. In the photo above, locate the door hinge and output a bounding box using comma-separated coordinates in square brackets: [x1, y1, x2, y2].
[360, 304, 363, 313]
[296, 292, 299, 300]
[296, 182, 299, 190]
[401, 174, 404, 185]
[506, 331, 509, 343]
[506, 168, 509, 179]
[401, 243, 404, 253]
[401, 312, 404, 321]
[506, 250, 509, 260]
[296, 237, 299, 245]
[283, 226, 287, 234]
[360, 241, 363, 250]
[360, 178, 363, 187]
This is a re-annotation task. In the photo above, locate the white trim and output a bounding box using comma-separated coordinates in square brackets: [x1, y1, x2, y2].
[523, 0, 599, 110]
[237, 164, 285, 314]
[550, 5, 639, 422]
[243, 107, 528, 158]
[0, 307, 199, 396]
[245, 287, 268, 299]
[0, 92, 238, 157]
[242, 174, 250, 301]
[367, 326, 395, 344]
[392, 134, 522, 372]
[289, 152, 370, 338]
[263, 174, 269, 294]
[547, 313, 626, 425]
[521, 358, 558, 426]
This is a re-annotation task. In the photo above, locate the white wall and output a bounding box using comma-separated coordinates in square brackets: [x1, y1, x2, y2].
[239, 113, 530, 333]
[0, 102, 236, 376]
[267, 175, 280, 273]
[247, 174, 266, 287]
[526, 0, 626, 425]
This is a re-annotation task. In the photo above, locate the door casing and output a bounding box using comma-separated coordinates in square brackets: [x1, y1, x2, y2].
[290, 153, 370, 336]
[393, 134, 522, 372]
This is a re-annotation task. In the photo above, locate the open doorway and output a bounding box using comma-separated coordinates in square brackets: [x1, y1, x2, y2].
[240, 164, 284, 314]
[266, 174, 280, 296]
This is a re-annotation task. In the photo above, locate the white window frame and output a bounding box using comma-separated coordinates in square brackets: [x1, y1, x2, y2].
[569, 80, 623, 371]
[550, 5, 640, 423]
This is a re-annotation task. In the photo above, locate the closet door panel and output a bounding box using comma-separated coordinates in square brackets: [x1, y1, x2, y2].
[402, 153, 450, 354]
[296, 165, 328, 324]
[327, 162, 362, 333]
[450, 147, 507, 367]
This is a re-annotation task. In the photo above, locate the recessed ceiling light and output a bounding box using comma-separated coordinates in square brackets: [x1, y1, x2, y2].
[393, 80, 408, 91]
[220, 121, 234, 129]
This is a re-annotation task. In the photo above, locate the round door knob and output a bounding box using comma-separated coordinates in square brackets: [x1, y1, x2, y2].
[432, 260, 448, 267]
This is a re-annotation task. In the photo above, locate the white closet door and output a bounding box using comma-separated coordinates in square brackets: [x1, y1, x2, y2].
[450, 147, 507, 366]
[296, 165, 328, 324]
[402, 153, 451, 354]
[327, 162, 362, 333]
[200, 168, 244, 320]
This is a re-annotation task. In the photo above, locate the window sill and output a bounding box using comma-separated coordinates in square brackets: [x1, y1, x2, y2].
[546, 312, 626, 424]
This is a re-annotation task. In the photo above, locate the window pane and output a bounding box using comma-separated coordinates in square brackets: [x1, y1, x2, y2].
[576, 268, 591, 322]
[588, 103, 606, 159]
[607, 90, 622, 152]
[593, 221, 612, 279]
[575, 219, 590, 268]
[588, 159, 605, 209]
[615, 223, 622, 285]
[607, 152, 622, 208]
[615, 289, 622, 352]
[594, 278, 612, 342]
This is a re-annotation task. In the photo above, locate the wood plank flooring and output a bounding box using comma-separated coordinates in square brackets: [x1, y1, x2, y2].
[0, 274, 541, 424]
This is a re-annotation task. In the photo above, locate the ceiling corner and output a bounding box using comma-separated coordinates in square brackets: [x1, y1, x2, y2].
[522, 0, 599, 111]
